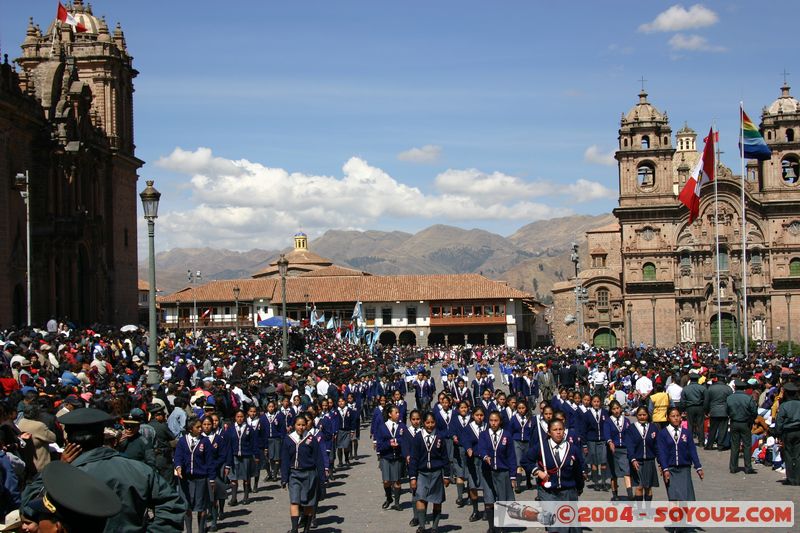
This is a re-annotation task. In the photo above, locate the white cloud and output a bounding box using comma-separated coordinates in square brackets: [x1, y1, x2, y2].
[564, 179, 617, 203]
[397, 144, 442, 163]
[151, 147, 579, 250]
[668, 33, 726, 52]
[584, 145, 617, 166]
[638, 4, 719, 33]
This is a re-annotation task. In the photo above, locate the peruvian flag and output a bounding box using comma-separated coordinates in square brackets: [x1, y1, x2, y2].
[200, 308, 212, 319]
[678, 126, 716, 224]
[57, 2, 88, 33]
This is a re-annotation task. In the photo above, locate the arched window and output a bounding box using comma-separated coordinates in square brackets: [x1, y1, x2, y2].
[642, 262, 656, 281]
[637, 162, 655, 187]
[718, 248, 729, 271]
[679, 140, 684, 150]
[623, 138, 628, 147]
[790, 258, 800, 277]
[641, 135, 650, 149]
[768, 131, 773, 140]
[787, 129, 795, 142]
[597, 288, 609, 309]
[663, 136, 669, 145]
[781, 155, 799, 184]
[680, 252, 691, 269]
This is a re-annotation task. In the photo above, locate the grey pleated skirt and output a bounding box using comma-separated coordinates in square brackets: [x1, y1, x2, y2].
[538, 487, 580, 533]
[230, 456, 252, 480]
[481, 468, 514, 504]
[289, 468, 320, 506]
[337, 429, 352, 450]
[466, 455, 484, 489]
[415, 470, 446, 504]
[631, 458, 659, 488]
[513, 440, 529, 465]
[180, 477, 210, 512]
[267, 437, 282, 460]
[380, 457, 403, 482]
[608, 447, 630, 477]
[453, 445, 467, 478]
[665, 465, 695, 501]
[587, 440, 607, 465]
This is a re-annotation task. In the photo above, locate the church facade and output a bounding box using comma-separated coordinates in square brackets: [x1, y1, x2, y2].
[552, 85, 800, 349]
[0, 1, 141, 326]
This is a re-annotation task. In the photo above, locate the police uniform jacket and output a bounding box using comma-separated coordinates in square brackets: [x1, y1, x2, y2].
[475, 429, 517, 478]
[776, 398, 800, 436]
[704, 382, 732, 417]
[624, 421, 659, 462]
[726, 391, 757, 423]
[174, 434, 213, 478]
[522, 438, 585, 491]
[656, 425, 702, 471]
[407, 430, 451, 479]
[680, 382, 706, 409]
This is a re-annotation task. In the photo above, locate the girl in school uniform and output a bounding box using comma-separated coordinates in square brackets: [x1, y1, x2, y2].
[433, 394, 456, 486]
[345, 393, 361, 460]
[280, 413, 327, 533]
[225, 409, 257, 506]
[334, 396, 355, 468]
[451, 400, 472, 507]
[408, 411, 451, 533]
[521, 417, 585, 533]
[246, 405, 266, 491]
[201, 416, 228, 531]
[476, 410, 517, 533]
[391, 389, 408, 424]
[375, 405, 407, 511]
[405, 409, 424, 528]
[461, 406, 487, 523]
[604, 399, 633, 500]
[624, 405, 660, 503]
[582, 394, 610, 491]
[174, 417, 213, 533]
[263, 400, 287, 482]
[370, 395, 388, 445]
[657, 406, 703, 502]
[508, 400, 534, 492]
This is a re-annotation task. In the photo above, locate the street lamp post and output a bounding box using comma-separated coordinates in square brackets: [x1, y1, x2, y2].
[626, 302, 633, 347]
[175, 299, 180, 329]
[304, 293, 309, 321]
[233, 285, 241, 335]
[788, 294, 793, 357]
[14, 172, 31, 326]
[278, 254, 289, 364]
[139, 180, 161, 386]
[187, 270, 202, 338]
[651, 296, 657, 347]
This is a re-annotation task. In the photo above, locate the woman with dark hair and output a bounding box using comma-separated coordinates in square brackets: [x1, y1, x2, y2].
[174, 416, 212, 533]
[224, 409, 256, 506]
[280, 413, 326, 533]
[408, 411, 450, 533]
[508, 400, 533, 492]
[604, 399, 632, 500]
[476, 410, 516, 533]
[374, 405, 406, 511]
[582, 394, 609, 491]
[624, 405, 659, 503]
[657, 406, 703, 503]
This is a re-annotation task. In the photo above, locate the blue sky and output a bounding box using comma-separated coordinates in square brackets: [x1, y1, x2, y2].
[1, 1, 795, 252]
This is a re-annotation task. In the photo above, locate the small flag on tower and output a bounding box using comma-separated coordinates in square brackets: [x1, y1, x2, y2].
[740, 106, 772, 160]
[57, 2, 88, 33]
[678, 127, 716, 224]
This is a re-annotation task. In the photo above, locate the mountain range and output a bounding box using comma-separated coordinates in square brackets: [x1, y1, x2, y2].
[140, 213, 617, 302]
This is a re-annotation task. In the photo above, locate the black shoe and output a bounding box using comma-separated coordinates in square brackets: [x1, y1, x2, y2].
[415, 527, 425, 533]
[703, 446, 713, 451]
[469, 511, 482, 522]
[456, 498, 466, 507]
[311, 518, 318, 529]
[719, 447, 730, 452]
[381, 499, 391, 509]
[745, 468, 757, 474]
[228, 498, 238, 507]
[409, 518, 419, 527]
[730, 469, 738, 474]
[242, 497, 251, 505]
[391, 504, 402, 511]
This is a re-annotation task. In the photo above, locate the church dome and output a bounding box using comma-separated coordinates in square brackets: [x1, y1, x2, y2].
[677, 122, 695, 135]
[765, 84, 800, 115]
[46, 0, 102, 36]
[622, 91, 667, 125]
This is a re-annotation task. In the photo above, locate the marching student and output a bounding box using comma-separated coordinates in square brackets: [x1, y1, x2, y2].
[334, 396, 356, 468]
[452, 400, 472, 507]
[280, 413, 327, 533]
[624, 405, 659, 503]
[225, 409, 257, 506]
[317, 399, 337, 475]
[454, 377, 472, 406]
[604, 399, 633, 500]
[174, 416, 213, 533]
[391, 389, 408, 424]
[405, 409, 424, 528]
[508, 400, 534, 492]
[476, 411, 517, 533]
[408, 411, 451, 533]
[582, 394, 610, 490]
[246, 405, 266, 491]
[375, 405, 407, 511]
[370, 395, 388, 445]
[202, 416, 228, 532]
[461, 406, 487, 523]
[477, 388, 497, 413]
[432, 394, 457, 490]
[346, 392, 361, 460]
[657, 406, 703, 503]
[263, 400, 287, 481]
[522, 417, 585, 533]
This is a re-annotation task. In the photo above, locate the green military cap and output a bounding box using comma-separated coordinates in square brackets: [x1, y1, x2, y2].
[58, 407, 114, 427]
[783, 382, 799, 393]
[733, 379, 749, 390]
[28, 462, 121, 532]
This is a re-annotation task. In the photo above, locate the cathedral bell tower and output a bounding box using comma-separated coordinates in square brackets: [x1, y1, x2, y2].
[759, 82, 800, 198]
[615, 90, 675, 208]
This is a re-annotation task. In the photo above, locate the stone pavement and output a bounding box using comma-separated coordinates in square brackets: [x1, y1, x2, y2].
[220, 366, 799, 533]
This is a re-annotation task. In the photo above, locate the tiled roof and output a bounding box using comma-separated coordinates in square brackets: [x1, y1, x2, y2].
[298, 265, 371, 277]
[138, 279, 161, 292]
[252, 248, 333, 277]
[159, 273, 533, 305]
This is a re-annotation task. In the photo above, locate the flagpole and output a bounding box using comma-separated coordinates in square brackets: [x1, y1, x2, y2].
[713, 122, 723, 353]
[740, 103, 749, 357]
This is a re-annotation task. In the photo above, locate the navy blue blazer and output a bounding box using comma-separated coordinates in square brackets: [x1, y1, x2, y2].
[174, 434, 213, 478]
[407, 430, 451, 479]
[521, 438, 585, 491]
[582, 408, 610, 442]
[624, 422, 659, 462]
[656, 425, 702, 471]
[224, 423, 257, 461]
[604, 415, 630, 447]
[280, 431, 326, 485]
[475, 429, 518, 479]
[374, 420, 407, 460]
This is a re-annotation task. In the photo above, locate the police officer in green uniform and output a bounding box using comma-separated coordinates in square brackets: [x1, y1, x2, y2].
[25, 408, 186, 533]
[726, 379, 757, 474]
[680, 370, 706, 446]
[776, 382, 800, 485]
[22, 461, 121, 533]
[704, 373, 732, 450]
[150, 403, 177, 483]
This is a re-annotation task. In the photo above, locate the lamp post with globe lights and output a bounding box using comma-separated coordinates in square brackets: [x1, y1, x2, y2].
[139, 180, 161, 385]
